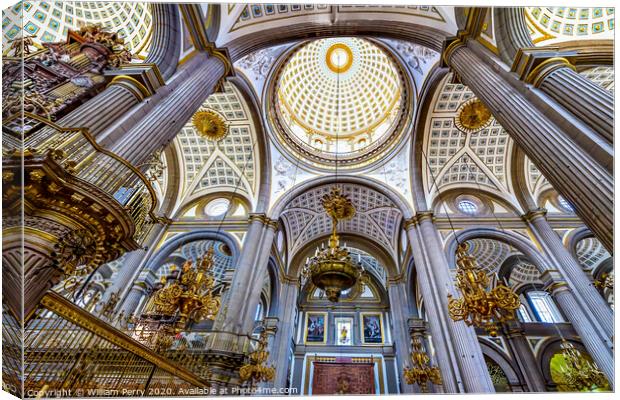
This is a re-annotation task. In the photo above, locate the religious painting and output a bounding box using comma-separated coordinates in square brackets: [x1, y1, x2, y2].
[334, 317, 353, 346]
[361, 313, 383, 344]
[305, 312, 327, 344]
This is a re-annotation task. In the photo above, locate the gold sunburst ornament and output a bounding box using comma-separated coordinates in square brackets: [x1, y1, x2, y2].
[455, 98, 492, 133]
[447, 242, 521, 336]
[192, 110, 229, 141]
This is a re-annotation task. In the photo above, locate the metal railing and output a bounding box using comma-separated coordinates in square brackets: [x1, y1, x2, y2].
[2, 292, 209, 398]
[2, 112, 158, 243]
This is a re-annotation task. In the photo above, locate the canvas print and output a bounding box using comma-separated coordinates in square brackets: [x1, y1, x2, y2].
[1, 1, 614, 398]
[361, 313, 383, 344]
[305, 313, 327, 343]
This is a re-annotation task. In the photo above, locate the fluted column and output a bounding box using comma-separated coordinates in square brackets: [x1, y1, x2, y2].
[119, 282, 150, 316]
[406, 212, 495, 393]
[218, 214, 277, 334]
[515, 53, 613, 144]
[110, 53, 226, 166]
[544, 278, 614, 385]
[523, 209, 613, 339]
[444, 40, 613, 253]
[100, 222, 168, 307]
[269, 280, 299, 389]
[387, 279, 415, 393]
[502, 321, 546, 392]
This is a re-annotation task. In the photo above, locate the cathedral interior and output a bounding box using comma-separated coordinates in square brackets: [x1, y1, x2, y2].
[1, 2, 616, 397]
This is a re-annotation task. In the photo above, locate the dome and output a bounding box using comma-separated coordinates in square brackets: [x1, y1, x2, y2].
[270, 37, 409, 170]
[3, 2, 152, 57]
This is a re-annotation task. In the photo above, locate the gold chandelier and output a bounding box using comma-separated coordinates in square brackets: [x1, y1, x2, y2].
[152, 246, 221, 331]
[557, 341, 608, 391]
[239, 330, 276, 384]
[403, 336, 442, 392]
[447, 242, 520, 336]
[302, 187, 363, 302]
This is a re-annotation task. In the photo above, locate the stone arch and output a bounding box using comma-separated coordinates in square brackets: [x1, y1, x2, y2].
[479, 338, 525, 390]
[229, 75, 272, 214]
[265, 257, 281, 317]
[444, 227, 551, 274]
[410, 65, 449, 211]
[493, 7, 532, 65]
[146, 4, 182, 80]
[268, 175, 414, 219]
[144, 230, 240, 274]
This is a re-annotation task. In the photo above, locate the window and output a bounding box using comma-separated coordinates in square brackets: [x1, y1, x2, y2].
[457, 200, 478, 215]
[526, 291, 564, 323]
[517, 303, 533, 323]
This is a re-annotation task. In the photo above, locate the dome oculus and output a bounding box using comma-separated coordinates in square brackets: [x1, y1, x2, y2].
[271, 37, 408, 169]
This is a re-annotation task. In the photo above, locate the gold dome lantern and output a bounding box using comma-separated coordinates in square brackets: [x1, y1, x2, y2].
[303, 187, 363, 302]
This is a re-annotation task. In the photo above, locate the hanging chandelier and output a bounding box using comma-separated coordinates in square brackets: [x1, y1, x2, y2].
[239, 330, 276, 385]
[302, 187, 363, 302]
[447, 242, 520, 336]
[403, 336, 442, 392]
[557, 341, 608, 391]
[152, 246, 221, 331]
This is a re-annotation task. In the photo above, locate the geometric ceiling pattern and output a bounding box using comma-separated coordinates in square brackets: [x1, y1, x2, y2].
[580, 66, 614, 92]
[575, 237, 611, 272]
[279, 184, 402, 254]
[230, 4, 330, 33]
[157, 240, 234, 283]
[2, 1, 152, 57]
[423, 74, 512, 199]
[526, 7, 614, 45]
[174, 82, 258, 206]
[466, 238, 542, 286]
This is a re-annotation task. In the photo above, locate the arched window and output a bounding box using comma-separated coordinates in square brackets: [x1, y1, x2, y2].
[526, 291, 564, 323]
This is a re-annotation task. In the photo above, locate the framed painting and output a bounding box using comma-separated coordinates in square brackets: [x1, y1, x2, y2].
[305, 312, 327, 344]
[361, 313, 384, 344]
[334, 316, 353, 346]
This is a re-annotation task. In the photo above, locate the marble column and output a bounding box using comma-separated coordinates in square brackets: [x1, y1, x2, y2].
[119, 282, 150, 316]
[405, 213, 495, 393]
[523, 209, 613, 339]
[444, 40, 613, 253]
[218, 214, 277, 334]
[109, 53, 226, 166]
[387, 280, 415, 393]
[521, 56, 613, 145]
[502, 321, 546, 392]
[269, 280, 299, 389]
[100, 222, 168, 307]
[543, 276, 614, 385]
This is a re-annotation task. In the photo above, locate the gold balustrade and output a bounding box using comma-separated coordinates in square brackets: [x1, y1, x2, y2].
[2, 292, 209, 398]
[3, 112, 158, 243]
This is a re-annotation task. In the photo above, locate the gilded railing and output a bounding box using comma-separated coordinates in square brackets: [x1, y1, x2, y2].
[2, 292, 209, 398]
[2, 112, 158, 243]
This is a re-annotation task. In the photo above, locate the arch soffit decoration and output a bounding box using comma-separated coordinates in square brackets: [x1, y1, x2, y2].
[144, 230, 241, 274]
[444, 227, 551, 274]
[216, 5, 458, 57]
[287, 232, 399, 281]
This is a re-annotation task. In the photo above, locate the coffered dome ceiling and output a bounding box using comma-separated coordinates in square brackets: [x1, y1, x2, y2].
[269, 37, 410, 170]
[2, 1, 152, 57]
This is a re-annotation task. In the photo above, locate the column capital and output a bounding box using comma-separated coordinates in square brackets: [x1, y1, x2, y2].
[262, 316, 279, 336]
[408, 317, 427, 336]
[248, 213, 278, 229]
[511, 47, 577, 87]
[105, 63, 165, 101]
[521, 207, 547, 223]
[387, 272, 406, 287]
[540, 269, 569, 294]
[404, 211, 435, 230]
